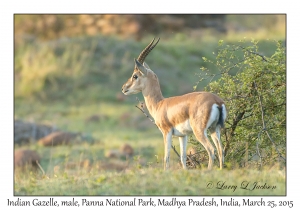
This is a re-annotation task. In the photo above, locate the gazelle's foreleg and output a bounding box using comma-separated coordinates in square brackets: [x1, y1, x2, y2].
[163, 131, 172, 170]
[178, 136, 188, 169]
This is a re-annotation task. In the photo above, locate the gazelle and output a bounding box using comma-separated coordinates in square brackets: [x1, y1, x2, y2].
[121, 38, 227, 170]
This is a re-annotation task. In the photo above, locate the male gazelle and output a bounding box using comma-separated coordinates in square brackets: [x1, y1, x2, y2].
[121, 38, 226, 170]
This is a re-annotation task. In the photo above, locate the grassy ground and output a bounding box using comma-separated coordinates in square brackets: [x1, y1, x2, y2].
[14, 25, 285, 196]
[15, 166, 285, 196]
[14, 97, 286, 196]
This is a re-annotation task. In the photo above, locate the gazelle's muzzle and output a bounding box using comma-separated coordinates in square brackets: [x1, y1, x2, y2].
[121, 83, 130, 94]
[121, 87, 128, 94]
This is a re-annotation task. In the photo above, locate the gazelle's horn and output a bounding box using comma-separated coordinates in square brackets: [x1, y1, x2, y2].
[137, 37, 160, 64]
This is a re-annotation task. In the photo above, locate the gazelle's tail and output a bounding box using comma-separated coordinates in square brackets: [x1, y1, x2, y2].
[217, 104, 226, 128]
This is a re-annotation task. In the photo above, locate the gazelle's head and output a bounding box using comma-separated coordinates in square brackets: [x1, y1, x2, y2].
[121, 38, 160, 95]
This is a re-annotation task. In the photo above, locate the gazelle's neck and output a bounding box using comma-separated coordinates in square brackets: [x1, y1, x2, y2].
[142, 72, 164, 117]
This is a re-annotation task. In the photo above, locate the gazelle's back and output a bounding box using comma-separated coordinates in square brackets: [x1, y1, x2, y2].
[155, 92, 224, 134]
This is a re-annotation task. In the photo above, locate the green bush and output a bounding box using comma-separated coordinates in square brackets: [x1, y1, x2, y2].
[192, 39, 286, 168]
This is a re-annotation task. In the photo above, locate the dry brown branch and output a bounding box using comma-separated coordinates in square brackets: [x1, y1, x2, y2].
[36, 160, 44, 175]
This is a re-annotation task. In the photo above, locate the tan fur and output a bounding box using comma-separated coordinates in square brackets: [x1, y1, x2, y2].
[122, 45, 226, 170]
[154, 92, 224, 135]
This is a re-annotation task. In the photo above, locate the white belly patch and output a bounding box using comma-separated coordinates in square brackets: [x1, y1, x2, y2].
[172, 120, 193, 137]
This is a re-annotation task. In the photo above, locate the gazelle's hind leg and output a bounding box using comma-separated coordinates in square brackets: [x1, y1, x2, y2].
[210, 125, 224, 169]
[192, 126, 215, 170]
[163, 131, 172, 170]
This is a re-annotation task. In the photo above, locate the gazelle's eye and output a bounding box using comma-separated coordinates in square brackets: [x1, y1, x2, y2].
[133, 75, 138, 80]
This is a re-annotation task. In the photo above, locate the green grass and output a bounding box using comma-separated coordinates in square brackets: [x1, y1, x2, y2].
[14, 25, 285, 196]
[15, 164, 285, 195]
[14, 96, 286, 196]
[14, 98, 286, 195]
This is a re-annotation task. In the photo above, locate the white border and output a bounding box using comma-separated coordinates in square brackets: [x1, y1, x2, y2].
[1, 1, 298, 209]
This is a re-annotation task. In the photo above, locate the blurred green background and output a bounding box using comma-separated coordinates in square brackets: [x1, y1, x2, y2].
[14, 14, 286, 195]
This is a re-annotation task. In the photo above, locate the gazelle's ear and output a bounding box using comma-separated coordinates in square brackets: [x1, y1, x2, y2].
[134, 59, 148, 76]
[143, 62, 151, 70]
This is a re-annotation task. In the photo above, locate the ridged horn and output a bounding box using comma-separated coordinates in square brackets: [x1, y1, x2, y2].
[137, 37, 160, 64]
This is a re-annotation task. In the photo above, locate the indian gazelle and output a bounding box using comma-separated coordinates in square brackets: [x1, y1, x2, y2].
[121, 38, 227, 170]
